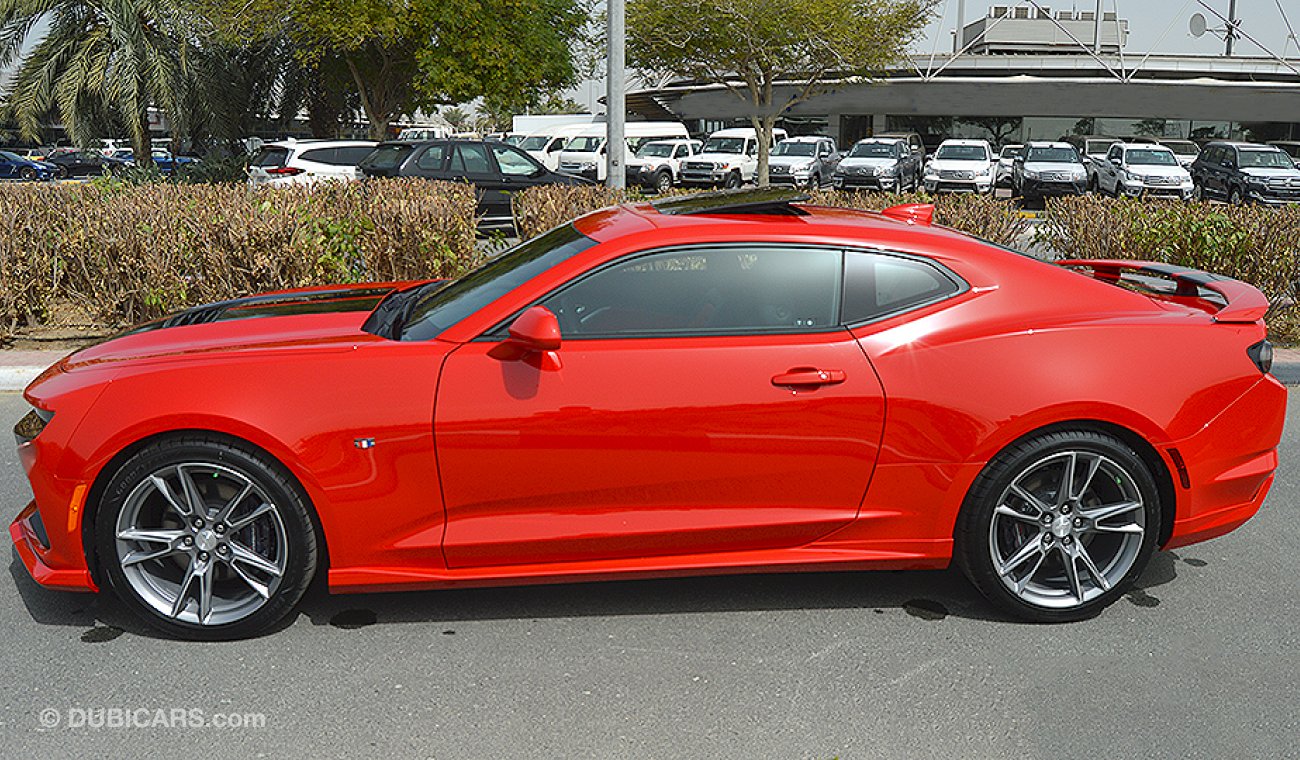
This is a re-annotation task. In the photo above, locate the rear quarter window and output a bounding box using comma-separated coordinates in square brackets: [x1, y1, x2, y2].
[841, 251, 963, 324]
[253, 147, 289, 168]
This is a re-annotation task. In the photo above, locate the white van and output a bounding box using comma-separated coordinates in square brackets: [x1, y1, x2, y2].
[556, 122, 690, 182]
[518, 124, 593, 171]
[679, 127, 789, 188]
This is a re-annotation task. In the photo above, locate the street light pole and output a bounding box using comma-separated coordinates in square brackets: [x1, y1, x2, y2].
[1225, 0, 1238, 56]
[606, 0, 626, 189]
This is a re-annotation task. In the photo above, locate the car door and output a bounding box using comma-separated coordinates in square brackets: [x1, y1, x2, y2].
[1101, 144, 1123, 193]
[490, 143, 550, 208]
[435, 243, 886, 568]
[0, 156, 14, 178]
[449, 142, 506, 219]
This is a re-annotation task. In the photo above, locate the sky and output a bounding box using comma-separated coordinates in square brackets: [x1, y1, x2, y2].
[568, 0, 1300, 110]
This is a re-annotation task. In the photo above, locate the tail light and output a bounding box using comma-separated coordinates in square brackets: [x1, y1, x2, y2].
[264, 166, 305, 176]
[1247, 340, 1273, 374]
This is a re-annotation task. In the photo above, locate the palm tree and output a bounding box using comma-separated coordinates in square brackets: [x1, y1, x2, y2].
[0, 0, 189, 161]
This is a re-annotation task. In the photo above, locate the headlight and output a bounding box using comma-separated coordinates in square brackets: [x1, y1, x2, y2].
[1071, 170, 1087, 180]
[1023, 169, 1041, 179]
[976, 166, 991, 177]
[793, 162, 812, 173]
[14, 407, 53, 445]
[1246, 176, 1267, 187]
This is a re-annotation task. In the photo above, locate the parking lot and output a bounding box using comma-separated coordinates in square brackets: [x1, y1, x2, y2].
[2, 388, 1298, 758]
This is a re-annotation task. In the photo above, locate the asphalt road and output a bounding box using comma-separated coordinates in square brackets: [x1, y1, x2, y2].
[1, 390, 1297, 759]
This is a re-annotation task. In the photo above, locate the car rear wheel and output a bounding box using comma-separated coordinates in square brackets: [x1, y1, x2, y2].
[95, 436, 318, 640]
[20, 166, 37, 180]
[955, 430, 1160, 622]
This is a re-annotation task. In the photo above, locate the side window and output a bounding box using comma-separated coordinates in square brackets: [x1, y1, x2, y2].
[672, 145, 685, 159]
[841, 251, 961, 324]
[542, 246, 842, 337]
[416, 144, 448, 171]
[451, 143, 492, 174]
[298, 148, 336, 165]
[492, 145, 539, 176]
[334, 146, 376, 165]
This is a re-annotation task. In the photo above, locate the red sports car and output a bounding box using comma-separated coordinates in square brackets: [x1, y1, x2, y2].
[10, 189, 1285, 639]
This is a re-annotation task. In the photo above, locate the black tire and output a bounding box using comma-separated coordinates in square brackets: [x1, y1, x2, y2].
[807, 173, 820, 190]
[1228, 186, 1244, 206]
[654, 170, 673, 194]
[723, 171, 741, 189]
[1192, 182, 1204, 202]
[94, 435, 318, 640]
[20, 166, 37, 181]
[55, 165, 68, 179]
[955, 429, 1161, 623]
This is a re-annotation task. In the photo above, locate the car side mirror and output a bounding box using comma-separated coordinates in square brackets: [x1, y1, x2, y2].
[507, 305, 561, 352]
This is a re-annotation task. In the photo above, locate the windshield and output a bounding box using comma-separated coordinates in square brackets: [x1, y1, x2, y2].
[935, 145, 989, 161]
[1163, 142, 1199, 156]
[1239, 149, 1295, 168]
[1085, 140, 1114, 155]
[358, 144, 412, 171]
[701, 137, 746, 155]
[772, 142, 816, 157]
[565, 136, 603, 153]
[503, 134, 524, 146]
[637, 143, 675, 158]
[397, 225, 597, 341]
[519, 136, 550, 151]
[1000, 145, 1025, 159]
[1127, 149, 1178, 166]
[1025, 146, 1079, 163]
[849, 142, 899, 159]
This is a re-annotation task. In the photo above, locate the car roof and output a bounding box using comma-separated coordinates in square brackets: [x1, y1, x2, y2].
[1116, 142, 1173, 150]
[1024, 141, 1072, 149]
[779, 136, 831, 142]
[267, 139, 376, 149]
[938, 139, 991, 146]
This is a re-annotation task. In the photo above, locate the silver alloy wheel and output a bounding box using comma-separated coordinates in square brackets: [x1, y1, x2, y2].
[114, 462, 288, 626]
[988, 450, 1146, 609]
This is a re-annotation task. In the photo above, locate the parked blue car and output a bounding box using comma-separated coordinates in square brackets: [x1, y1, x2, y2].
[110, 148, 200, 174]
[0, 150, 56, 181]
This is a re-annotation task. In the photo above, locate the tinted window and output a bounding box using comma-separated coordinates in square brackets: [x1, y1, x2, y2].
[359, 144, 412, 171]
[543, 246, 841, 337]
[298, 148, 335, 164]
[401, 224, 596, 341]
[1238, 148, 1294, 169]
[492, 145, 541, 176]
[334, 146, 376, 165]
[841, 252, 960, 324]
[415, 144, 448, 170]
[451, 143, 493, 174]
[849, 142, 900, 158]
[1126, 149, 1178, 166]
[1027, 146, 1081, 163]
[773, 142, 817, 157]
[253, 147, 289, 168]
[935, 144, 989, 161]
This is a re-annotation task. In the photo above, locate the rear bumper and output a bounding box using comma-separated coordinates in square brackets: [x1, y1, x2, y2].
[1165, 374, 1287, 548]
[10, 500, 97, 591]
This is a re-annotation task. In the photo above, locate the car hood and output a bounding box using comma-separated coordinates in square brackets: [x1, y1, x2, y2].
[928, 159, 992, 172]
[768, 155, 815, 167]
[1241, 167, 1300, 179]
[1023, 161, 1086, 174]
[685, 153, 747, 166]
[61, 284, 414, 371]
[1127, 164, 1189, 178]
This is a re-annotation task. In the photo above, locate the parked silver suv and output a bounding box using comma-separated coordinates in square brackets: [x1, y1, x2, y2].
[768, 136, 840, 188]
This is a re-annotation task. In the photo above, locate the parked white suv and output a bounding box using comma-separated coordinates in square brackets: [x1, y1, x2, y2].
[1095, 142, 1194, 199]
[248, 140, 378, 188]
[625, 138, 702, 192]
[923, 139, 995, 194]
[679, 127, 789, 188]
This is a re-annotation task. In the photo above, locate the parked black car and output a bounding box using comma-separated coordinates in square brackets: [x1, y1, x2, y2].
[44, 149, 131, 178]
[1191, 141, 1300, 205]
[359, 140, 592, 224]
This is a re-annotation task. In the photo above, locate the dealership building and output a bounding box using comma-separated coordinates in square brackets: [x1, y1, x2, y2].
[626, 5, 1300, 148]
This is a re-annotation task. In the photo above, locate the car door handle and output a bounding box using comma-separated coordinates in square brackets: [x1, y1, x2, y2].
[771, 368, 846, 388]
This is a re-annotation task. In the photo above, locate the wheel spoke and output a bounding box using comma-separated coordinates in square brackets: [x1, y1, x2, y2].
[1061, 545, 1084, 602]
[196, 563, 214, 624]
[117, 527, 185, 544]
[170, 561, 198, 618]
[214, 482, 254, 524]
[1056, 452, 1077, 507]
[230, 563, 272, 599]
[1008, 484, 1050, 514]
[227, 503, 274, 532]
[122, 544, 181, 567]
[995, 504, 1040, 523]
[998, 536, 1045, 578]
[1074, 542, 1111, 591]
[1074, 454, 1103, 501]
[177, 466, 205, 517]
[149, 475, 193, 518]
[1014, 551, 1049, 594]
[1079, 501, 1144, 535]
[229, 542, 283, 578]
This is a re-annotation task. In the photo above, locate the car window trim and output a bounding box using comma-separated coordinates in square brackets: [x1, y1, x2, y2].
[839, 247, 970, 329]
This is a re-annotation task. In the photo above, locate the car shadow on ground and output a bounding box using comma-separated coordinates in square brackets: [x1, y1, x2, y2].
[9, 547, 1185, 641]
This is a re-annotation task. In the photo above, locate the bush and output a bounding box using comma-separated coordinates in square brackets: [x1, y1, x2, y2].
[1038, 196, 1300, 342]
[0, 179, 481, 336]
[511, 185, 1029, 248]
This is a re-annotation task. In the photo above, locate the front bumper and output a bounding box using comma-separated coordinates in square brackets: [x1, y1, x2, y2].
[10, 500, 97, 591]
[681, 170, 730, 186]
[834, 175, 900, 191]
[1246, 187, 1300, 205]
[925, 178, 993, 194]
[1021, 177, 1089, 198]
[1119, 180, 1194, 199]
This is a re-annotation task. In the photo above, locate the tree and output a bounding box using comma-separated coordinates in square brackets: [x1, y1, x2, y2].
[441, 106, 470, 132]
[957, 116, 1023, 147]
[0, 0, 190, 160]
[211, 0, 588, 140]
[629, 0, 936, 185]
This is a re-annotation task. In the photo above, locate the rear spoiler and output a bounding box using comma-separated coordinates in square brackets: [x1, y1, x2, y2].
[1057, 259, 1269, 324]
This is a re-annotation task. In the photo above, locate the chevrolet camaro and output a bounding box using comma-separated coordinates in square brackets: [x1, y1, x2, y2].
[10, 189, 1285, 639]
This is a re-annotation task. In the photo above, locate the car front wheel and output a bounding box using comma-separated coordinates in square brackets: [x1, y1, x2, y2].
[1228, 186, 1245, 205]
[724, 171, 741, 189]
[95, 435, 318, 640]
[956, 430, 1160, 622]
[654, 170, 673, 194]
